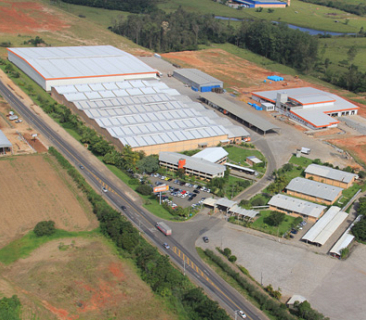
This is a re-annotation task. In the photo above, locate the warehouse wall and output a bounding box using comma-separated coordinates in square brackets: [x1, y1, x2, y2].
[8, 52, 46, 90]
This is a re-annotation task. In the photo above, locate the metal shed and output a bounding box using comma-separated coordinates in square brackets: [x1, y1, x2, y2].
[0, 130, 12, 155]
[173, 69, 223, 92]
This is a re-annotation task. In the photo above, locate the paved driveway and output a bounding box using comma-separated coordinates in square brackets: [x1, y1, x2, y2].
[200, 222, 366, 320]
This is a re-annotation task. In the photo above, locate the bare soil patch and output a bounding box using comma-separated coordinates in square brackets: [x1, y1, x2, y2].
[0, 1, 69, 34]
[328, 135, 366, 166]
[0, 154, 98, 248]
[0, 237, 176, 320]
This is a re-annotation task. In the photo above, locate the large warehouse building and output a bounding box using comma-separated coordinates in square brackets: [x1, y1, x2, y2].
[285, 177, 343, 205]
[7, 46, 158, 91]
[52, 80, 250, 155]
[252, 87, 359, 130]
[305, 164, 358, 189]
[173, 69, 223, 92]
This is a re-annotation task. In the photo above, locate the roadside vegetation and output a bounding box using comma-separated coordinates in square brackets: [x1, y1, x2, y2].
[43, 146, 231, 320]
[352, 196, 366, 242]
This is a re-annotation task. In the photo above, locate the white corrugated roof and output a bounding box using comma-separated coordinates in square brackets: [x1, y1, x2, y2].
[192, 147, 228, 163]
[305, 164, 357, 184]
[286, 177, 343, 202]
[291, 109, 339, 128]
[229, 205, 258, 218]
[8, 46, 157, 80]
[302, 207, 348, 246]
[216, 198, 237, 208]
[268, 194, 326, 219]
[174, 69, 223, 87]
[0, 130, 12, 148]
[329, 215, 361, 256]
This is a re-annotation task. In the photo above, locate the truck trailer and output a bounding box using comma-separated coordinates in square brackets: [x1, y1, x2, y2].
[156, 222, 172, 236]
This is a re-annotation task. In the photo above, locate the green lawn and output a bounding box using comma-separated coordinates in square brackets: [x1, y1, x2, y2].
[0, 229, 99, 265]
[334, 184, 361, 208]
[289, 155, 313, 167]
[251, 210, 297, 236]
[158, 0, 366, 33]
[224, 146, 265, 165]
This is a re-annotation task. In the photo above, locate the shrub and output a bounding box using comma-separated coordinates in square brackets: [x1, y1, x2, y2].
[136, 184, 153, 195]
[251, 197, 266, 206]
[228, 255, 237, 262]
[128, 178, 140, 185]
[223, 248, 231, 257]
[228, 216, 236, 223]
[34, 220, 56, 237]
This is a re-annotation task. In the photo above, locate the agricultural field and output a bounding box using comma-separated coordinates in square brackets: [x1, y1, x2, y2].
[0, 154, 98, 248]
[0, 0, 145, 59]
[0, 235, 177, 320]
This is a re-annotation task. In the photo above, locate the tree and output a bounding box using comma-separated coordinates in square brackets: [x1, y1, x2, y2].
[34, 220, 56, 237]
[223, 247, 231, 257]
[264, 211, 285, 226]
[136, 184, 153, 195]
[352, 217, 366, 241]
[137, 155, 159, 174]
[0, 295, 22, 320]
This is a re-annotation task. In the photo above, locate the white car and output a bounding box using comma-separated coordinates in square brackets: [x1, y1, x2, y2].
[238, 310, 246, 319]
[102, 187, 108, 193]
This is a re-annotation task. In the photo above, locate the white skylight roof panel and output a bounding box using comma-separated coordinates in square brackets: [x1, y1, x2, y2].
[55, 85, 78, 94]
[152, 135, 164, 144]
[74, 84, 90, 92]
[153, 122, 163, 131]
[126, 88, 142, 96]
[169, 132, 181, 142]
[95, 100, 105, 108]
[143, 136, 156, 145]
[122, 97, 134, 105]
[117, 81, 133, 89]
[145, 123, 156, 132]
[64, 92, 87, 101]
[99, 91, 115, 98]
[124, 137, 139, 147]
[85, 91, 101, 100]
[89, 83, 105, 91]
[112, 127, 125, 136]
[153, 82, 169, 89]
[113, 89, 129, 97]
[103, 82, 118, 90]
[140, 113, 151, 122]
[160, 133, 173, 143]
[135, 137, 148, 147]
[141, 87, 156, 95]
[160, 122, 171, 130]
[130, 80, 144, 88]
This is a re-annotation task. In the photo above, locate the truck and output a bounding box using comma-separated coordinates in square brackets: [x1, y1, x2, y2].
[300, 147, 311, 155]
[156, 222, 172, 236]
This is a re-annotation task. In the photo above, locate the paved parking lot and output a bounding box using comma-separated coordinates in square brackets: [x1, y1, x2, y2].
[148, 174, 213, 209]
[199, 221, 366, 320]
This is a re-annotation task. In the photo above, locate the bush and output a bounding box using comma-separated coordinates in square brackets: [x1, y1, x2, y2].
[264, 211, 285, 227]
[136, 184, 153, 195]
[358, 171, 366, 179]
[251, 197, 266, 206]
[228, 255, 237, 262]
[34, 220, 56, 237]
[223, 247, 231, 257]
[128, 178, 140, 185]
[228, 216, 236, 223]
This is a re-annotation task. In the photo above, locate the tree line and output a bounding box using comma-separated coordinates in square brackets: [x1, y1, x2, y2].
[299, 0, 366, 16]
[112, 8, 318, 72]
[49, 146, 230, 320]
[59, 0, 157, 13]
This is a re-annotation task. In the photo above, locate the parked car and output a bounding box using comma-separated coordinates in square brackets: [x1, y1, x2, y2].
[193, 190, 200, 194]
[203, 236, 209, 243]
[163, 243, 170, 249]
[290, 229, 298, 234]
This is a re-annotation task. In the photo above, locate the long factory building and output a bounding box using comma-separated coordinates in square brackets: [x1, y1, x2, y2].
[8, 45, 250, 155]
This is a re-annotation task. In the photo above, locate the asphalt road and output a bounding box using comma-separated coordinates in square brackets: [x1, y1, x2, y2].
[0, 80, 265, 320]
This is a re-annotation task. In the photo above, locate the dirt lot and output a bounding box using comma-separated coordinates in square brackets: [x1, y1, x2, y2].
[0, 154, 98, 248]
[0, 237, 176, 320]
[0, 1, 70, 34]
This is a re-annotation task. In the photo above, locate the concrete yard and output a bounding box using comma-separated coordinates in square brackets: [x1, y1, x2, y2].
[200, 221, 366, 320]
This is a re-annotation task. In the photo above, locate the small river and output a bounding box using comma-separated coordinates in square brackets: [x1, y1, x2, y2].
[215, 16, 355, 36]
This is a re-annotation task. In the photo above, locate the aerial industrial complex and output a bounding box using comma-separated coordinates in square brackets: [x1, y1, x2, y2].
[7, 46, 250, 155]
[252, 87, 359, 129]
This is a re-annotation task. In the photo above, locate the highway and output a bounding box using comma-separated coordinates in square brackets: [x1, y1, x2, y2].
[0, 80, 265, 320]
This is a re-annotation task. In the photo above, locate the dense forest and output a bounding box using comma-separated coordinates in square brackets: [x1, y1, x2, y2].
[60, 0, 157, 13]
[112, 8, 318, 72]
[299, 0, 366, 16]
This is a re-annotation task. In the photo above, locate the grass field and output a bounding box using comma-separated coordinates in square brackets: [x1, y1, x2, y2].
[0, 233, 179, 320]
[0, 154, 97, 248]
[157, 0, 366, 33]
[224, 145, 265, 165]
[289, 155, 314, 167]
[251, 210, 297, 236]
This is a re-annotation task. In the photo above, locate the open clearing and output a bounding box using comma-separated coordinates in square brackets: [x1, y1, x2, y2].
[0, 154, 98, 248]
[0, 236, 177, 320]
